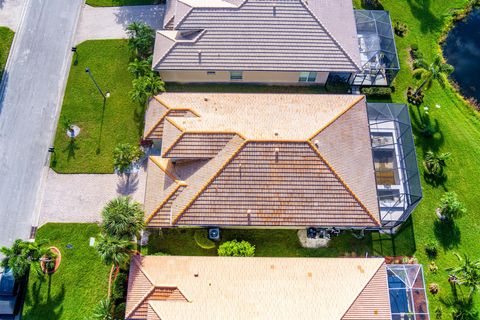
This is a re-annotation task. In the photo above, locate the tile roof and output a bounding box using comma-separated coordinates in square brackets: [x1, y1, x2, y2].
[154, 0, 361, 72]
[143, 93, 380, 228]
[126, 256, 391, 320]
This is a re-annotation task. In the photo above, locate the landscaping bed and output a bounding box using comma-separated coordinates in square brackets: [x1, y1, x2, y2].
[22, 224, 110, 320]
[51, 40, 144, 173]
[0, 27, 14, 80]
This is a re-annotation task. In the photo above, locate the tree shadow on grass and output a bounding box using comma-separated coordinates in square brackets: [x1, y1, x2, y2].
[434, 219, 461, 250]
[134, 102, 146, 137]
[96, 99, 107, 155]
[410, 104, 445, 153]
[406, 0, 443, 33]
[370, 217, 417, 257]
[23, 277, 65, 319]
[423, 171, 449, 191]
[63, 138, 79, 161]
[439, 284, 478, 320]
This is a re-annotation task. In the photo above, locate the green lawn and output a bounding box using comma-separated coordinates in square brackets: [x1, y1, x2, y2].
[22, 224, 110, 320]
[353, 0, 480, 316]
[0, 27, 14, 80]
[86, 0, 160, 6]
[51, 40, 144, 173]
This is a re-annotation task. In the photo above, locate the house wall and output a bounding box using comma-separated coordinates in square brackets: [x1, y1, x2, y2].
[159, 70, 330, 85]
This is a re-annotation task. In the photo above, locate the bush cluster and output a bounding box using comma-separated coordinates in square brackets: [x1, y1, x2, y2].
[361, 86, 392, 98]
[218, 240, 255, 257]
[394, 21, 408, 37]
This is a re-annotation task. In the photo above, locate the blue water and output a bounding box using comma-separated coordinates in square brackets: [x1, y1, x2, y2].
[443, 9, 480, 102]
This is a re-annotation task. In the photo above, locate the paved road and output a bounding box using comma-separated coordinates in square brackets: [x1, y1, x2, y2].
[0, 0, 84, 249]
[75, 4, 164, 45]
[39, 167, 146, 226]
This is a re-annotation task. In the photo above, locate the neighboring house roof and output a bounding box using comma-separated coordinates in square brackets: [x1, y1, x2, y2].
[125, 256, 391, 320]
[143, 93, 380, 228]
[154, 0, 361, 72]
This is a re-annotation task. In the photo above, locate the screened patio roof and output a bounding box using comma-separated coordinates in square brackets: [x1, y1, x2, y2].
[353, 10, 400, 86]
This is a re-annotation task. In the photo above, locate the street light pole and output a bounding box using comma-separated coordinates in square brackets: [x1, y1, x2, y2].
[85, 67, 110, 104]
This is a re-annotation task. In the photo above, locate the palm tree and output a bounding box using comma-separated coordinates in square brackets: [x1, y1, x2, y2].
[127, 58, 151, 78]
[423, 151, 451, 177]
[101, 196, 145, 241]
[446, 253, 480, 301]
[95, 234, 134, 298]
[1, 239, 49, 279]
[129, 72, 164, 105]
[91, 298, 114, 320]
[126, 22, 155, 59]
[438, 192, 467, 221]
[413, 55, 454, 94]
[113, 143, 144, 177]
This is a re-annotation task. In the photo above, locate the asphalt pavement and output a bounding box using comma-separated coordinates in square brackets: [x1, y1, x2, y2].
[0, 0, 84, 249]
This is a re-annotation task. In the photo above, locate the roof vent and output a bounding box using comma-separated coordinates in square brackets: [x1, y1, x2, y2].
[204, 96, 208, 101]
[197, 50, 202, 64]
[274, 130, 279, 137]
[307, 272, 312, 278]
[305, 0, 308, 5]
[314, 140, 319, 147]
[274, 148, 280, 162]
[273, 6, 276, 16]
[194, 273, 199, 277]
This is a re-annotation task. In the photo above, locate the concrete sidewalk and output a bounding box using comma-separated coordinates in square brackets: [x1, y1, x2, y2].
[75, 4, 164, 45]
[39, 166, 147, 226]
[0, 0, 26, 31]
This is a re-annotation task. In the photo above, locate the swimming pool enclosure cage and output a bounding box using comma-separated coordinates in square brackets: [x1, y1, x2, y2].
[353, 10, 400, 86]
[367, 103, 422, 229]
[387, 264, 430, 319]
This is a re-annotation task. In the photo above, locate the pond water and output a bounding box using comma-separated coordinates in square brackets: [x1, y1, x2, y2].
[443, 9, 480, 102]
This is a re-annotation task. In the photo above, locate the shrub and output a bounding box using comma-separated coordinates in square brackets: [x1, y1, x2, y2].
[218, 240, 255, 257]
[111, 272, 127, 302]
[361, 86, 392, 98]
[194, 230, 216, 250]
[434, 306, 442, 319]
[429, 261, 439, 273]
[361, 0, 382, 9]
[425, 241, 438, 259]
[411, 43, 419, 51]
[407, 87, 424, 105]
[114, 302, 126, 320]
[429, 283, 439, 295]
[394, 21, 408, 37]
[438, 192, 466, 221]
[410, 44, 423, 60]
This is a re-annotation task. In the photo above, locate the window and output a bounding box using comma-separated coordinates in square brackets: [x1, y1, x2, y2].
[207, 71, 216, 75]
[230, 71, 243, 80]
[299, 72, 317, 83]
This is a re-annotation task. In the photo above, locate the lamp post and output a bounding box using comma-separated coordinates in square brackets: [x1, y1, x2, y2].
[85, 67, 110, 104]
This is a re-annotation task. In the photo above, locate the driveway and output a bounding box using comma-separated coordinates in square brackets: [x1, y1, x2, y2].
[0, 0, 26, 31]
[0, 0, 83, 248]
[75, 4, 164, 45]
[39, 167, 147, 225]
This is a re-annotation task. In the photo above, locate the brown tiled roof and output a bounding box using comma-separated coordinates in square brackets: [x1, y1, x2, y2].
[126, 256, 391, 320]
[144, 93, 379, 228]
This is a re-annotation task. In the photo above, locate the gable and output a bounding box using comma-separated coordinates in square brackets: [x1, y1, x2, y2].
[178, 141, 378, 227]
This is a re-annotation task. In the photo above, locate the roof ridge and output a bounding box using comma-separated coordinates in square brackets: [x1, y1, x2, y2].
[300, 0, 361, 71]
[170, 135, 246, 225]
[125, 256, 156, 318]
[340, 261, 387, 319]
[308, 95, 365, 141]
[306, 141, 380, 226]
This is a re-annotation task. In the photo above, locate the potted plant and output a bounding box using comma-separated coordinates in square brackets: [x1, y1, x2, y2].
[40, 247, 61, 274]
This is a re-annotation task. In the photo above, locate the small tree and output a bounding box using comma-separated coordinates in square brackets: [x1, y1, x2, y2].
[126, 22, 155, 59]
[413, 56, 454, 95]
[91, 298, 114, 320]
[101, 196, 145, 241]
[95, 234, 134, 298]
[437, 192, 466, 221]
[128, 57, 152, 78]
[446, 253, 480, 302]
[61, 115, 74, 137]
[113, 143, 144, 176]
[423, 151, 451, 177]
[1, 239, 50, 279]
[218, 240, 255, 257]
[129, 72, 165, 105]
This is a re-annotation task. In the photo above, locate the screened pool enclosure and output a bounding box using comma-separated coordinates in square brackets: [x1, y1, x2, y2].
[367, 103, 422, 229]
[353, 10, 400, 86]
[387, 264, 430, 319]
